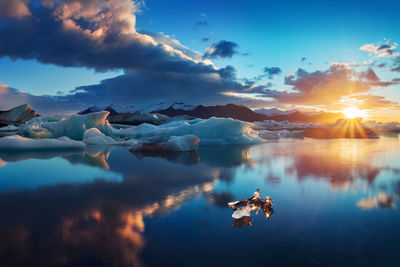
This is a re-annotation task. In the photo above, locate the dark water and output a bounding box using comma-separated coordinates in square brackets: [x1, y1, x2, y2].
[0, 136, 400, 266]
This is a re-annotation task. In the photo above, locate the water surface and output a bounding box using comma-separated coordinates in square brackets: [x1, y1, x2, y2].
[0, 136, 400, 266]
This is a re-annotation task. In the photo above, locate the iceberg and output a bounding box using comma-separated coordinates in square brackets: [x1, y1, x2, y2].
[258, 130, 280, 139]
[191, 117, 263, 145]
[362, 121, 400, 132]
[119, 120, 192, 142]
[120, 117, 264, 145]
[254, 119, 322, 131]
[279, 129, 305, 138]
[163, 135, 200, 151]
[0, 104, 38, 125]
[19, 111, 113, 140]
[83, 128, 118, 145]
[0, 135, 85, 151]
[228, 189, 274, 224]
[83, 128, 138, 146]
[130, 134, 200, 152]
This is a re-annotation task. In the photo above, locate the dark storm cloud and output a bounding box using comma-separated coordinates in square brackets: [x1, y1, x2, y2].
[204, 40, 239, 59]
[66, 66, 246, 107]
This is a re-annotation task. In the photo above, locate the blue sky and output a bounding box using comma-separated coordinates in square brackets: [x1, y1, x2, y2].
[0, 0, 399, 119]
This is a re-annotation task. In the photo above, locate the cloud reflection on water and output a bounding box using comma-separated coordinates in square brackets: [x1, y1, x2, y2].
[0, 137, 399, 265]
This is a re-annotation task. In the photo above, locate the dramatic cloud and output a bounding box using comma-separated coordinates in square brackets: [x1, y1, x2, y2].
[360, 42, 399, 58]
[0, 0, 258, 111]
[65, 66, 246, 107]
[0, 0, 218, 74]
[252, 63, 400, 110]
[204, 41, 238, 59]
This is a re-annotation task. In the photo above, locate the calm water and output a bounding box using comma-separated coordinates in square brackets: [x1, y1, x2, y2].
[0, 136, 400, 266]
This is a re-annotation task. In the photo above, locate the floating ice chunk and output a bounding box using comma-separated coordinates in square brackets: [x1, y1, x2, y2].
[0, 104, 38, 124]
[232, 205, 253, 219]
[279, 129, 305, 138]
[191, 117, 264, 145]
[0, 125, 18, 132]
[83, 128, 118, 145]
[120, 117, 263, 145]
[163, 135, 200, 151]
[258, 130, 280, 139]
[120, 121, 192, 142]
[130, 134, 199, 152]
[228, 189, 274, 222]
[254, 119, 322, 131]
[19, 111, 113, 140]
[363, 121, 400, 132]
[83, 128, 139, 146]
[0, 135, 85, 151]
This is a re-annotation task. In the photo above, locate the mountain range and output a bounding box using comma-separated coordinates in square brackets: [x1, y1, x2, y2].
[78, 103, 345, 123]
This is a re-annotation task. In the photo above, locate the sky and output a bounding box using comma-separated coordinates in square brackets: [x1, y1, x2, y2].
[0, 0, 399, 121]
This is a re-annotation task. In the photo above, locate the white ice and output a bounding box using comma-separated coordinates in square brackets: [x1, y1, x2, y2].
[120, 117, 264, 145]
[163, 135, 200, 151]
[0, 135, 86, 151]
[83, 128, 138, 146]
[258, 130, 280, 139]
[231, 205, 253, 219]
[130, 134, 200, 152]
[19, 111, 113, 140]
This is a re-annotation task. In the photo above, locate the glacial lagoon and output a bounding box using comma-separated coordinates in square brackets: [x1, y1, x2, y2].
[0, 136, 400, 266]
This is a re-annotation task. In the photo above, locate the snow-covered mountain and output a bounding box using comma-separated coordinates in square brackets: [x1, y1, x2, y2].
[79, 102, 196, 116]
[78, 103, 346, 123]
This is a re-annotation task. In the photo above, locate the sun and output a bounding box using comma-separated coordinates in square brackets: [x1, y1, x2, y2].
[342, 107, 366, 119]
